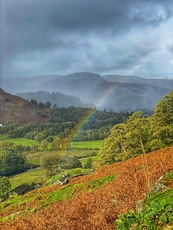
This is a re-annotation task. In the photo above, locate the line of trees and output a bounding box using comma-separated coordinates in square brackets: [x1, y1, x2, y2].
[99, 90, 173, 165]
[0, 108, 135, 142]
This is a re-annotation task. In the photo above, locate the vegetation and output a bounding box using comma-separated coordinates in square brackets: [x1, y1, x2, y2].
[20, 90, 87, 108]
[0, 177, 11, 202]
[70, 140, 103, 149]
[0, 90, 173, 229]
[0, 146, 172, 229]
[0, 134, 38, 146]
[99, 90, 173, 165]
[60, 155, 82, 169]
[0, 142, 25, 176]
[116, 189, 173, 229]
[0, 108, 133, 142]
[41, 153, 60, 176]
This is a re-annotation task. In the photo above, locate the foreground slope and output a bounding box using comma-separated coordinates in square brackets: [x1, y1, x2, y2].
[0, 146, 173, 229]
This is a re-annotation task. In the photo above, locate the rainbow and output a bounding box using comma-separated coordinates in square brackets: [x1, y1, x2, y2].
[64, 82, 121, 151]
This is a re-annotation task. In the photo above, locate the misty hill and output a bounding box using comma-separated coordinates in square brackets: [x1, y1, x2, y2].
[2, 72, 173, 111]
[0, 88, 50, 125]
[1, 74, 62, 95]
[102, 74, 143, 83]
[94, 82, 169, 111]
[41, 72, 107, 102]
[103, 74, 173, 90]
[17, 91, 92, 108]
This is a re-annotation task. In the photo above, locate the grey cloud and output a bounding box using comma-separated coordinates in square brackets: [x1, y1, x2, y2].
[1, 0, 173, 78]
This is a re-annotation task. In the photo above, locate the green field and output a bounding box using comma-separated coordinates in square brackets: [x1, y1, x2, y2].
[70, 140, 103, 149]
[0, 134, 103, 149]
[9, 167, 46, 189]
[0, 134, 38, 146]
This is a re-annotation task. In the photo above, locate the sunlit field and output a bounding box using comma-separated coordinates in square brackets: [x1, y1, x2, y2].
[0, 134, 38, 146]
[70, 140, 103, 149]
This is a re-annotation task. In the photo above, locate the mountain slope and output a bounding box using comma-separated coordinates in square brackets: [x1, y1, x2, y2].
[103, 74, 173, 90]
[41, 72, 107, 102]
[0, 146, 173, 229]
[0, 89, 51, 124]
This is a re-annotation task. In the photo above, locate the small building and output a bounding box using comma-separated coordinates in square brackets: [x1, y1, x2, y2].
[54, 174, 71, 185]
[10, 183, 31, 195]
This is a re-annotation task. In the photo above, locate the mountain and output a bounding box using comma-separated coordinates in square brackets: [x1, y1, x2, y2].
[1, 72, 173, 111]
[0, 89, 51, 125]
[41, 72, 107, 103]
[94, 82, 169, 111]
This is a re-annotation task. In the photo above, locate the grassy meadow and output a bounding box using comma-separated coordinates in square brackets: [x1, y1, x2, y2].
[0, 134, 103, 149]
[0, 134, 38, 146]
[70, 139, 103, 149]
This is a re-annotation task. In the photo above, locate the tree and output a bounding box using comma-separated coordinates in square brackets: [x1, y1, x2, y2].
[0, 143, 25, 176]
[84, 158, 93, 169]
[0, 176, 11, 202]
[45, 101, 52, 108]
[98, 123, 126, 165]
[123, 111, 151, 157]
[98, 111, 151, 165]
[30, 99, 38, 105]
[38, 102, 45, 108]
[60, 156, 82, 169]
[150, 90, 173, 149]
[41, 153, 60, 176]
[51, 137, 61, 150]
[39, 139, 48, 151]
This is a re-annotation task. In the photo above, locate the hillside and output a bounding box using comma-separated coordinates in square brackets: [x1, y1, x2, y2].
[0, 146, 173, 229]
[102, 74, 173, 91]
[0, 88, 51, 125]
[2, 72, 173, 111]
[16, 91, 92, 108]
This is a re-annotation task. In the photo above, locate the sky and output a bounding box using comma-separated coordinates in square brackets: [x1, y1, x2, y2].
[1, 0, 173, 79]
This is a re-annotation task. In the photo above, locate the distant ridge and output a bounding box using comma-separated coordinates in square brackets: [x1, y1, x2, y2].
[102, 74, 142, 83]
[102, 74, 173, 89]
[1, 72, 173, 111]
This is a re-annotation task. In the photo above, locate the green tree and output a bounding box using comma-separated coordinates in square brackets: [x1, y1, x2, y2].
[51, 137, 61, 150]
[150, 90, 173, 149]
[41, 153, 60, 176]
[45, 101, 52, 108]
[60, 156, 82, 169]
[39, 139, 48, 151]
[84, 158, 93, 169]
[98, 111, 151, 165]
[38, 102, 45, 108]
[0, 176, 11, 202]
[0, 143, 25, 176]
[98, 123, 126, 165]
[30, 99, 38, 105]
[123, 111, 151, 157]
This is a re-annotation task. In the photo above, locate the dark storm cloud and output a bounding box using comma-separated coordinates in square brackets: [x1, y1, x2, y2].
[1, 0, 173, 78]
